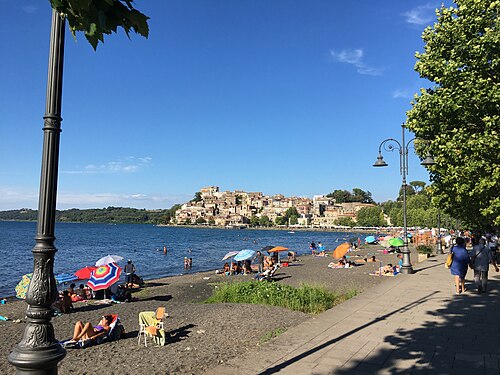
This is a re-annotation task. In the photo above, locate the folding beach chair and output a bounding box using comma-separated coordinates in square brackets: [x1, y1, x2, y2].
[138, 307, 168, 347]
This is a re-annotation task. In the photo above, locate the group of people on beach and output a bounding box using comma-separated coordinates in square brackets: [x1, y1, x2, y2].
[447, 235, 499, 294]
[53, 283, 92, 314]
[219, 250, 281, 276]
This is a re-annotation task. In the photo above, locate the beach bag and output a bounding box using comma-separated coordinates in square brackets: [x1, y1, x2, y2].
[445, 252, 453, 269]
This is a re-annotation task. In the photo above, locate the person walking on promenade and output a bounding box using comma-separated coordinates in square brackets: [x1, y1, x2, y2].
[470, 238, 499, 293]
[253, 251, 264, 273]
[449, 237, 469, 294]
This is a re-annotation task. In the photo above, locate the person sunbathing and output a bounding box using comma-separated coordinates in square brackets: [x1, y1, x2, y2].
[68, 314, 113, 343]
[372, 264, 395, 276]
[53, 290, 73, 314]
[362, 255, 378, 262]
[328, 258, 346, 268]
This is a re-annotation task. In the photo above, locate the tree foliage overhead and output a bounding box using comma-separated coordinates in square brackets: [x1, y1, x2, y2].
[406, 0, 500, 229]
[49, 0, 149, 49]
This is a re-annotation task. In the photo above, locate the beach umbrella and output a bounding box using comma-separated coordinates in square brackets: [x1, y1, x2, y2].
[333, 242, 350, 259]
[365, 236, 377, 244]
[74, 266, 98, 280]
[15, 273, 32, 299]
[222, 251, 239, 261]
[87, 263, 122, 291]
[388, 238, 404, 247]
[379, 240, 390, 248]
[267, 246, 289, 264]
[234, 249, 255, 262]
[55, 273, 78, 284]
[95, 254, 124, 267]
[268, 246, 289, 253]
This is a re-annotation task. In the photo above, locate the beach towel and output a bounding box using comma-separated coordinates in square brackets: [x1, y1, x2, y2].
[139, 311, 166, 346]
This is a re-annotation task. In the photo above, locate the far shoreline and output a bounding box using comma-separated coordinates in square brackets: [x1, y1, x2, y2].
[2, 219, 400, 234]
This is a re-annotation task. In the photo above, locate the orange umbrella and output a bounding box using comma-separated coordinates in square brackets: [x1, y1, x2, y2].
[333, 242, 350, 259]
[268, 246, 289, 253]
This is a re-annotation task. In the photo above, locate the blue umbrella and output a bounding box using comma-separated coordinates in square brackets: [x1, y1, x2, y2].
[55, 273, 78, 284]
[365, 236, 377, 244]
[234, 249, 256, 262]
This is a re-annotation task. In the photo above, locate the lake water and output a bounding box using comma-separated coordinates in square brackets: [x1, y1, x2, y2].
[0, 221, 368, 298]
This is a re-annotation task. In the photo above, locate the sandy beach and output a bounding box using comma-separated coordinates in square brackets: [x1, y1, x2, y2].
[0, 246, 418, 374]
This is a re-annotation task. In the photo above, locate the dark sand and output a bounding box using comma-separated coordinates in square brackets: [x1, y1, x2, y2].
[0, 246, 418, 374]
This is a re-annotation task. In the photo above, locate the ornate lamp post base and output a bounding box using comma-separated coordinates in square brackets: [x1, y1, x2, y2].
[8, 342, 65, 375]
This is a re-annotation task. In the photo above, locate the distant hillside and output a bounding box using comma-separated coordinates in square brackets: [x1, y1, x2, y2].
[0, 206, 181, 224]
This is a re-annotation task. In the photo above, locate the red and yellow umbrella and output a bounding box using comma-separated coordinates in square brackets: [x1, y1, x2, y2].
[87, 263, 122, 291]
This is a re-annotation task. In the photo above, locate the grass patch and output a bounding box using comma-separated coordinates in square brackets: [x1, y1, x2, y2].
[205, 281, 358, 314]
[260, 327, 286, 344]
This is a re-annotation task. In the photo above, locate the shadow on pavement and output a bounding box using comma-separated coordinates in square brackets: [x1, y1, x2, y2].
[260, 292, 438, 374]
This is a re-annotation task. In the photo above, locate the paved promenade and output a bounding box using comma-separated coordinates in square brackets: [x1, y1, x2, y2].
[208, 254, 500, 374]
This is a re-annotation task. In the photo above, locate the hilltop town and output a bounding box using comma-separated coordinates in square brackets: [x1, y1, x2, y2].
[174, 186, 375, 229]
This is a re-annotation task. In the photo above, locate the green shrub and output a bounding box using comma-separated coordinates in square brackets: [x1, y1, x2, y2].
[416, 245, 433, 254]
[205, 281, 358, 314]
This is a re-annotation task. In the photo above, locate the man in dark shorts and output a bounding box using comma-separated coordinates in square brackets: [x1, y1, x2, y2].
[253, 251, 264, 273]
[124, 259, 136, 287]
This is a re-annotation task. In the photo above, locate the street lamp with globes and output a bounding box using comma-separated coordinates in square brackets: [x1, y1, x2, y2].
[373, 124, 435, 274]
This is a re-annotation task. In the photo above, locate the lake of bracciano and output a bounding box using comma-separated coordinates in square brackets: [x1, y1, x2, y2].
[0, 221, 368, 298]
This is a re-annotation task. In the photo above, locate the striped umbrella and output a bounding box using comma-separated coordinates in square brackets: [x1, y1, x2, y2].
[87, 263, 122, 291]
[234, 249, 256, 262]
[222, 251, 239, 261]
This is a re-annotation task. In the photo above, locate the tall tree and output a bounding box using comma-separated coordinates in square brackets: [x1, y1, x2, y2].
[406, 0, 500, 229]
[410, 181, 426, 194]
[351, 188, 375, 203]
[326, 189, 352, 203]
[356, 206, 384, 227]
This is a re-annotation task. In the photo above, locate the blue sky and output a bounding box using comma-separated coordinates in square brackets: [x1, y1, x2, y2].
[0, 1, 449, 210]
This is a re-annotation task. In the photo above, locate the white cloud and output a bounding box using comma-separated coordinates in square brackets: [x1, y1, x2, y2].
[0, 187, 38, 210]
[62, 156, 152, 174]
[392, 88, 413, 99]
[403, 4, 436, 26]
[0, 186, 190, 210]
[330, 49, 383, 76]
[55, 192, 189, 209]
[21, 5, 37, 14]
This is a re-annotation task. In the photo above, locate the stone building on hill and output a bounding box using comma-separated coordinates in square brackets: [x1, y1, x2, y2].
[174, 186, 376, 228]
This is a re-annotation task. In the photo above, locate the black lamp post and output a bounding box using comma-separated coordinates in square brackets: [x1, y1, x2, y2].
[373, 124, 435, 274]
[8, 9, 67, 374]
